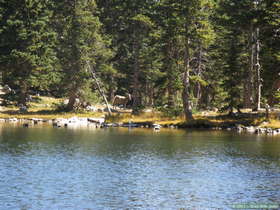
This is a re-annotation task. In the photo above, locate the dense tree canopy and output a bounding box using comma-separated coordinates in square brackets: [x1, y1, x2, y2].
[0, 0, 57, 104]
[0, 0, 279, 118]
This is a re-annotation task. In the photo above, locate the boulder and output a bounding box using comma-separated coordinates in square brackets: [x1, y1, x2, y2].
[153, 124, 161, 131]
[266, 128, 273, 134]
[255, 127, 266, 134]
[245, 126, 256, 133]
[275, 129, 280, 134]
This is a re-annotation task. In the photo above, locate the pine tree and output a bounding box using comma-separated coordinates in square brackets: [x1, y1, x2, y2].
[262, 0, 280, 105]
[97, 0, 159, 111]
[156, 0, 215, 120]
[53, 0, 109, 111]
[0, 0, 57, 105]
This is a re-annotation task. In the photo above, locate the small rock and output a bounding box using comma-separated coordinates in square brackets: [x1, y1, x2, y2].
[152, 124, 161, 130]
[266, 128, 273, 134]
[255, 127, 266, 134]
[275, 129, 280, 134]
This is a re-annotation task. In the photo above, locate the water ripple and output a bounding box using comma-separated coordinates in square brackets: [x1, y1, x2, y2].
[0, 127, 279, 209]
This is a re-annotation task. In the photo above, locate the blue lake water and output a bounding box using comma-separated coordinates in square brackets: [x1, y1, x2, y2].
[0, 124, 279, 209]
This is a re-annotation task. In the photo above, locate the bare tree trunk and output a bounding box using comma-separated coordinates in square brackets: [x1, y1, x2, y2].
[244, 24, 255, 108]
[182, 37, 193, 121]
[255, 27, 261, 111]
[87, 62, 112, 115]
[67, 90, 77, 111]
[195, 46, 202, 109]
[132, 39, 141, 112]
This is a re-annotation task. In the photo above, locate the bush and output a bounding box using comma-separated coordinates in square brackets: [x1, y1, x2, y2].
[158, 106, 183, 118]
[53, 101, 67, 112]
[132, 105, 146, 115]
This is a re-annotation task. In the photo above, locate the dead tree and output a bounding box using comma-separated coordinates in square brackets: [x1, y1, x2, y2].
[87, 62, 112, 115]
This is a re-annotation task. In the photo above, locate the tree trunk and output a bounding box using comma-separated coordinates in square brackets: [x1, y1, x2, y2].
[148, 83, 154, 107]
[228, 106, 234, 116]
[244, 24, 255, 108]
[87, 62, 112, 115]
[195, 46, 202, 109]
[108, 78, 115, 103]
[67, 91, 77, 111]
[182, 37, 193, 121]
[19, 81, 27, 106]
[167, 85, 175, 108]
[132, 38, 141, 112]
[255, 27, 261, 111]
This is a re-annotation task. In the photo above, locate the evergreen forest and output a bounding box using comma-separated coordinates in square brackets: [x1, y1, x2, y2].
[0, 0, 279, 120]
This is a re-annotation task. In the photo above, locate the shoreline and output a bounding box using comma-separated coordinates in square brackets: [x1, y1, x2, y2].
[1, 115, 280, 136]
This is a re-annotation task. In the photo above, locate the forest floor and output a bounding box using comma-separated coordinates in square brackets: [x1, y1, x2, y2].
[106, 110, 280, 129]
[0, 96, 105, 119]
[0, 95, 280, 128]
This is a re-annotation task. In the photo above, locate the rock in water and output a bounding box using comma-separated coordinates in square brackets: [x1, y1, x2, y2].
[153, 124, 161, 131]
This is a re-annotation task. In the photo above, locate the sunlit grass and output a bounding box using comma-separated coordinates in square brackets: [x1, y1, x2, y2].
[0, 111, 104, 120]
[106, 112, 185, 124]
[0, 96, 103, 119]
[1, 96, 280, 128]
[259, 112, 280, 128]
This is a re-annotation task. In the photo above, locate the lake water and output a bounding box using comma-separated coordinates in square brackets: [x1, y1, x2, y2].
[0, 124, 280, 209]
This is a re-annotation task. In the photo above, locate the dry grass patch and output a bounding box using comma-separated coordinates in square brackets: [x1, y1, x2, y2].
[106, 112, 184, 124]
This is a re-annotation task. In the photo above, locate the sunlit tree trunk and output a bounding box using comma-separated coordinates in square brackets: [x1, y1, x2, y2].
[244, 23, 255, 108]
[195, 46, 202, 109]
[182, 37, 193, 121]
[254, 27, 261, 111]
[19, 80, 28, 106]
[67, 90, 77, 111]
[132, 38, 141, 112]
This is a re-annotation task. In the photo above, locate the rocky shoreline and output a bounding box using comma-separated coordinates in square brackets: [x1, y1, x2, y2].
[177, 123, 280, 135]
[0, 117, 105, 128]
[0, 117, 163, 130]
[230, 125, 280, 135]
[1, 117, 280, 135]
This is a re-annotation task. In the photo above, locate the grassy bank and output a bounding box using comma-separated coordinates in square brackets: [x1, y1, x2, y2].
[106, 108, 280, 129]
[1, 109, 280, 129]
[0, 96, 104, 119]
[0, 111, 104, 120]
[106, 110, 280, 128]
[1, 96, 280, 128]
